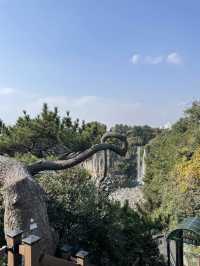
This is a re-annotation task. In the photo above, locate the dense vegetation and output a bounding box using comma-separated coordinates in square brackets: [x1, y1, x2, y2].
[110, 124, 160, 181]
[0, 104, 164, 266]
[0, 103, 106, 157]
[0, 104, 159, 181]
[37, 169, 164, 266]
[144, 101, 200, 229]
[1, 101, 199, 264]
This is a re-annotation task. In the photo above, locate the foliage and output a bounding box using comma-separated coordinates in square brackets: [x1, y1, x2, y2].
[0, 104, 165, 265]
[0, 104, 106, 157]
[112, 124, 160, 146]
[37, 168, 164, 266]
[144, 101, 200, 228]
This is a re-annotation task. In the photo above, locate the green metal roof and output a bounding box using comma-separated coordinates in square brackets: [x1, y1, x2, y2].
[167, 217, 200, 242]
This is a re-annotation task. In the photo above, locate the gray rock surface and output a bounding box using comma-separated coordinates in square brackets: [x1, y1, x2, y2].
[0, 155, 56, 255]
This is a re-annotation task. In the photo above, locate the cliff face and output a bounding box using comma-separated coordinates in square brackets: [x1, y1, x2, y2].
[82, 147, 145, 208]
[82, 150, 116, 178]
[82, 146, 146, 184]
[83, 150, 138, 193]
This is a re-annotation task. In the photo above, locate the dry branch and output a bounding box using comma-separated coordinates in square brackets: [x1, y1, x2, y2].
[28, 132, 128, 175]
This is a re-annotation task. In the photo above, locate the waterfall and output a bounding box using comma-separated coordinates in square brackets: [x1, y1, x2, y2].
[136, 146, 146, 185]
[141, 148, 146, 184]
[137, 146, 141, 182]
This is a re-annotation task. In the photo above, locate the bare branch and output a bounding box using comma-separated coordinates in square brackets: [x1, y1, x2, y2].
[27, 133, 128, 175]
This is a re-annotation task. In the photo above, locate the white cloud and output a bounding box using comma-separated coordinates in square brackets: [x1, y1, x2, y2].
[0, 88, 16, 95]
[144, 56, 163, 65]
[131, 54, 163, 65]
[131, 54, 141, 64]
[24, 95, 142, 127]
[0, 89, 142, 126]
[166, 52, 183, 64]
[130, 52, 183, 65]
[0, 89, 186, 128]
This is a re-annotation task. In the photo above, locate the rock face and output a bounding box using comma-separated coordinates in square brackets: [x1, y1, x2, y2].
[0, 156, 56, 255]
[83, 148, 145, 208]
[83, 146, 146, 185]
[82, 150, 131, 188]
[83, 150, 115, 179]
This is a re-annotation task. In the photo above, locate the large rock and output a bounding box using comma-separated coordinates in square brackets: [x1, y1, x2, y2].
[0, 156, 56, 255]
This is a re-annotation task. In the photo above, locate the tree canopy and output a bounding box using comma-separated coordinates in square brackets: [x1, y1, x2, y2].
[0, 103, 106, 157]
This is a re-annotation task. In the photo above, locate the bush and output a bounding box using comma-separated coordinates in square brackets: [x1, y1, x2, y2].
[37, 168, 165, 266]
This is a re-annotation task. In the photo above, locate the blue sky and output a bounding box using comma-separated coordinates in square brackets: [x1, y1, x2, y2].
[0, 0, 199, 127]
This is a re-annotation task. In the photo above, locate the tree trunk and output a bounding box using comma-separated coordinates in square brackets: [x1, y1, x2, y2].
[0, 156, 56, 255]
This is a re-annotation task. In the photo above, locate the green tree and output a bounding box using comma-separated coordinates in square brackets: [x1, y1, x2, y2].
[0, 104, 107, 156]
[37, 168, 165, 266]
[144, 101, 200, 228]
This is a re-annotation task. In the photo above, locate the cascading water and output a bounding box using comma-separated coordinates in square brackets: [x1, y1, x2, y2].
[137, 146, 141, 182]
[141, 148, 146, 182]
[136, 146, 146, 185]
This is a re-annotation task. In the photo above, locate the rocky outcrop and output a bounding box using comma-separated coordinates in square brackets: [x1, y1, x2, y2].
[82, 149, 133, 189]
[82, 150, 116, 178]
[83, 147, 145, 208]
[0, 155, 56, 255]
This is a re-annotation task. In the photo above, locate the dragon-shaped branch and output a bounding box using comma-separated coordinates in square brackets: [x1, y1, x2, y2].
[27, 132, 128, 175]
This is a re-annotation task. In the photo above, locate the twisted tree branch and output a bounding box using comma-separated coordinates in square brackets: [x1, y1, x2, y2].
[27, 132, 128, 175]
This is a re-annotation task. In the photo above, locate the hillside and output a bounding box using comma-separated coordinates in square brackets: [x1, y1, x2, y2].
[144, 101, 200, 229]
